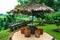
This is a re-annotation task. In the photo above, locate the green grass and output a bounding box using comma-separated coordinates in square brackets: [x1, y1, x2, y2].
[37, 24, 60, 40]
[0, 29, 10, 40]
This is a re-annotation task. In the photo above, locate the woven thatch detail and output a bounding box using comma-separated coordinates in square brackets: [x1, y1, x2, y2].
[11, 2, 55, 14]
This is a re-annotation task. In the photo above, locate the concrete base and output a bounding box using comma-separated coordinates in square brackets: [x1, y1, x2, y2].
[12, 31, 56, 40]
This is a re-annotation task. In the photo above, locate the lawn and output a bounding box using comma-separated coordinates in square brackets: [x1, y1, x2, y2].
[37, 24, 60, 40]
[0, 29, 10, 40]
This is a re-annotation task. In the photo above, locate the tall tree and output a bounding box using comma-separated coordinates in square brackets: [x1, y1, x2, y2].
[17, 0, 30, 5]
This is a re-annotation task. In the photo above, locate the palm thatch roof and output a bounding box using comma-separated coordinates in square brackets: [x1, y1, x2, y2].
[11, 2, 55, 14]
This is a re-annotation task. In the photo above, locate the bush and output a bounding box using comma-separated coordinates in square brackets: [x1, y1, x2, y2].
[0, 30, 10, 40]
[44, 13, 54, 24]
[44, 11, 60, 24]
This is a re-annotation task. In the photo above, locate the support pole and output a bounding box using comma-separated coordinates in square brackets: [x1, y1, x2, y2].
[32, 10, 34, 25]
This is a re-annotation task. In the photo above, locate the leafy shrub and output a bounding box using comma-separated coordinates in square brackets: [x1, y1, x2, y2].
[44, 11, 60, 24]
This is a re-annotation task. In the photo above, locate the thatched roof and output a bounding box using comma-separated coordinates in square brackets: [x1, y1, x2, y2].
[11, 2, 55, 14]
[11, 9, 18, 13]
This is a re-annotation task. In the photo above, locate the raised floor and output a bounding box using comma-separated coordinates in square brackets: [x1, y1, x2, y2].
[12, 30, 56, 40]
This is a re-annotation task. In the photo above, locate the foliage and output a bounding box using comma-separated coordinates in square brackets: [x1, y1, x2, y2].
[6, 12, 15, 23]
[53, 12, 60, 29]
[0, 11, 60, 31]
[0, 29, 10, 40]
[44, 11, 60, 24]
[17, 0, 30, 5]
[44, 13, 54, 24]
[53, 12, 60, 20]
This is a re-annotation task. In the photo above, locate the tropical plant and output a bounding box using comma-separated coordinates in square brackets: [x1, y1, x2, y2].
[53, 12, 60, 29]
[6, 12, 15, 23]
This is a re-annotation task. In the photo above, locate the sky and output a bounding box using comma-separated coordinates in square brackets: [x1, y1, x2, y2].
[0, 0, 18, 14]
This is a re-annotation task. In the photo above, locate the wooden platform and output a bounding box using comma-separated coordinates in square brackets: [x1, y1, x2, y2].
[12, 31, 55, 40]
